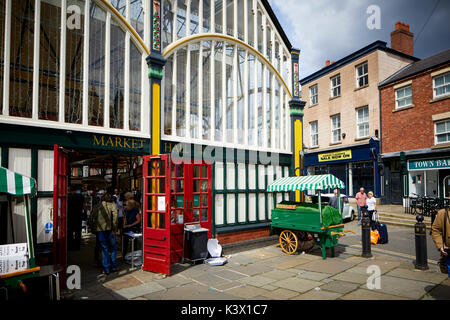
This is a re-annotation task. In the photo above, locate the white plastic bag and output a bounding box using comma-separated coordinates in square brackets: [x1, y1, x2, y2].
[207, 239, 222, 258]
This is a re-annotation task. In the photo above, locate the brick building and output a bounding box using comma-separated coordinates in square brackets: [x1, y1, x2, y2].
[379, 49, 450, 204]
[300, 23, 418, 198]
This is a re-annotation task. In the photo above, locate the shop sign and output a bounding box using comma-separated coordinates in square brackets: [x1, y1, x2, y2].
[92, 134, 146, 151]
[408, 158, 450, 171]
[318, 150, 352, 162]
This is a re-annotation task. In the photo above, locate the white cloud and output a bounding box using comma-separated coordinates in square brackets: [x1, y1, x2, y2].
[269, 0, 376, 77]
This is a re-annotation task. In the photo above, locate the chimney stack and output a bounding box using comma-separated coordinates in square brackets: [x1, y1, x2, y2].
[391, 21, 414, 56]
[325, 60, 331, 67]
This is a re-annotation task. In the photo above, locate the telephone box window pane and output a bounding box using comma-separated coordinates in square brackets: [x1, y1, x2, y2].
[158, 213, 165, 229]
[193, 209, 200, 221]
[201, 208, 208, 221]
[147, 213, 153, 228]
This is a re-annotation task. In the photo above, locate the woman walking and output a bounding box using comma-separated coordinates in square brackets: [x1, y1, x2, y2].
[366, 191, 377, 230]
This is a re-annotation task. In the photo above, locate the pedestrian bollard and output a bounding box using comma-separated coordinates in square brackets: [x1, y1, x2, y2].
[361, 210, 372, 258]
[414, 214, 429, 270]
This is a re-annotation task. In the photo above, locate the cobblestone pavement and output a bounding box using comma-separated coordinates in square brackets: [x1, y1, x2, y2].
[65, 231, 450, 301]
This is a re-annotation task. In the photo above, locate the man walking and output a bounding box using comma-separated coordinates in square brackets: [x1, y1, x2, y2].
[432, 208, 450, 278]
[89, 192, 119, 275]
[355, 187, 367, 226]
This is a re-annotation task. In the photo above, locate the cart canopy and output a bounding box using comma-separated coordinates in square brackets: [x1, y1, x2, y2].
[267, 174, 345, 192]
[0, 167, 36, 196]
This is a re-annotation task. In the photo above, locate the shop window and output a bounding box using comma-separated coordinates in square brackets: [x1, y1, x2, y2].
[435, 120, 450, 144]
[331, 114, 341, 143]
[162, 0, 173, 48]
[395, 85, 412, 109]
[350, 161, 373, 196]
[356, 62, 368, 88]
[110, 20, 125, 129]
[433, 72, 450, 99]
[129, 42, 142, 131]
[356, 106, 369, 139]
[0, 1, 5, 115]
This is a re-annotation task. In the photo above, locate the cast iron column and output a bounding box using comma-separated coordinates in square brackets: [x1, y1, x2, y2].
[289, 48, 306, 202]
[361, 206, 372, 258]
[146, 0, 166, 155]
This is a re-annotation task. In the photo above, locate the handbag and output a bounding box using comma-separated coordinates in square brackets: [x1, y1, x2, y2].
[438, 208, 448, 274]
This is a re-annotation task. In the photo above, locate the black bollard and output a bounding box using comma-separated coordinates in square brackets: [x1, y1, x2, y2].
[414, 214, 429, 270]
[361, 208, 372, 258]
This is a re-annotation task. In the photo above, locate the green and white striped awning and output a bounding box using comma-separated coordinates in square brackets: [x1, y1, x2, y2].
[0, 167, 36, 196]
[267, 174, 345, 192]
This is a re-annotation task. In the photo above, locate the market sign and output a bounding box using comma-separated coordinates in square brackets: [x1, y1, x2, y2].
[318, 150, 352, 163]
[408, 158, 450, 171]
[92, 134, 146, 151]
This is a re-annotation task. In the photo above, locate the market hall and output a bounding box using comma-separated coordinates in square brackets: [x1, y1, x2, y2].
[0, 0, 305, 286]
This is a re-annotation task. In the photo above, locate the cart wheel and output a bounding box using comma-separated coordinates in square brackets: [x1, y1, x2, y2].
[279, 230, 298, 255]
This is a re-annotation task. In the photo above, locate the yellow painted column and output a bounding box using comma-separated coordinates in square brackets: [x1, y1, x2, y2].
[294, 119, 303, 202]
[152, 83, 160, 155]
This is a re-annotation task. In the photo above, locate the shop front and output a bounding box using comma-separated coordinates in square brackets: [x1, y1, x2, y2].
[406, 156, 450, 199]
[303, 138, 381, 197]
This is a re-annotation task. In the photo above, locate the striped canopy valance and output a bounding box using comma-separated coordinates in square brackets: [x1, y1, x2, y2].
[267, 174, 345, 192]
[0, 167, 36, 196]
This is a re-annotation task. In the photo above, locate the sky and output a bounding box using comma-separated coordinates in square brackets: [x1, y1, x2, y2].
[268, 0, 450, 79]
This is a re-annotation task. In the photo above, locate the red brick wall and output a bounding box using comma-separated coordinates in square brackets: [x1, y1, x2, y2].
[216, 228, 271, 245]
[381, 64, 450, 154]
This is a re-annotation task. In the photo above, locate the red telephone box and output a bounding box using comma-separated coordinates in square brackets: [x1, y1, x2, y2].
[142, 155, 212, 275]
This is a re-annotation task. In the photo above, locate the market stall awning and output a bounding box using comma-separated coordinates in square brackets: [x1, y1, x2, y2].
[267, 174, 345, 192]
[0, 167, 36, 195]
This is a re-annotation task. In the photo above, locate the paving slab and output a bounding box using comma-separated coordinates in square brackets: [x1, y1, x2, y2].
[241, 275, 277, 287]
[114, 282, 166, 299]
[243, 250, 280, 260]
[272, 258, 312, 270]
[211, 281, 245, 292]
[343, 256, 369, 264]
[339, 288, 409, 300]
[144, 282, 240, 300]
[319, 280, 359, 294]
[271, 277, 322, 293]
[297, 271, 332, 281]
[385, 268, 449, 284]
[331, 272, 370, 285]
[209, 269, 249, 281]
[297, 259, 354, 275]
[357, 259, 402, 274]
[226, 285, 270, 299]
[103, 275, 143, 291]
[261, 284, 278, 291]
[191, 273, 231, 287]
[260, 270, 295, 281]
[292, 289, 343, 300]
[230, 263, 274, 276]
[359, 275, 435, 300]
[261, 288, 299, 300]
[154, 275, 193, 289]
[421, 279, 450, 300]
[129, 270, 157, 283]
[227, 254, 258, 265]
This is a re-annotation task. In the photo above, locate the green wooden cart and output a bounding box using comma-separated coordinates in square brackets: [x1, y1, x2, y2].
[267, 174, 354, 259]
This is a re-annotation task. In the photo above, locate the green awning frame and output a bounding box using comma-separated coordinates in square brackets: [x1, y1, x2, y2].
[267, 174, 345, 192]
[0, 167, 36, 196]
